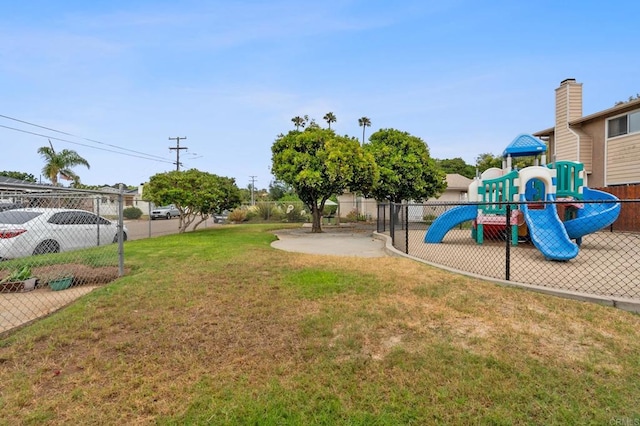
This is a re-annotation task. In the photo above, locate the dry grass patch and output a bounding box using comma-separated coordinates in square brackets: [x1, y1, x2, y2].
[1, 225, 639, 424]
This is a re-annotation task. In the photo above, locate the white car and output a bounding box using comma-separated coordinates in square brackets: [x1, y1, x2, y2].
[0, 208, 127, 260]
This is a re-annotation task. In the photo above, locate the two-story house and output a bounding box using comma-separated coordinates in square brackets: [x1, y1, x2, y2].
[533, 78, 640, 188]
[533, 79, 640, 231]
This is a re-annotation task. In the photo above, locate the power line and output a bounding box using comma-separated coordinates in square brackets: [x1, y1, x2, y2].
[0, 124, 175, 165]
[0, 114, 171, 161]
[169, 136, 188, 171]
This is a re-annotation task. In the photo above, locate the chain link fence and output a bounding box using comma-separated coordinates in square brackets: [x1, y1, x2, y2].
[1, 183, 126, 334]
[378, 199, 640, 303]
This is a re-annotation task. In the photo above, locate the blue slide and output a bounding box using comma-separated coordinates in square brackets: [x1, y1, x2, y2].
[424, 204, 478, 243]
[520, 195, 579, 261]
[563, 187, 621, 240]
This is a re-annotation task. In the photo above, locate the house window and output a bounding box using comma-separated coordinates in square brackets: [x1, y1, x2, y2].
[608, 110, 640, 138]
[630, 111, 640, 133]
[608, 116, 627, 137]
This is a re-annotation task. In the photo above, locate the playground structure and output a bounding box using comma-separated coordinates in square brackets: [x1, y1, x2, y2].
[425, 134, 621, 261]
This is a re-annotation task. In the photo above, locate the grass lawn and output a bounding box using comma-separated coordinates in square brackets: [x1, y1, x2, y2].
[1, 224, 639, 425]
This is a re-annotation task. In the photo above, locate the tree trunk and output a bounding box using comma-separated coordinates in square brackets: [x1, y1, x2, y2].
[192, 215, 208, 231]
[311, 204, 323, 233]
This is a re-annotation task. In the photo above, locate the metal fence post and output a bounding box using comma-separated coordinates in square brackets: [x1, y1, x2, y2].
[96, 196, 101, 246]
[390, 204, 395, 244]
[118, 184, 125, 277]
[383, 204, 386, 233]
[505, 203, 511, 281]
[405, 204, 409, 254]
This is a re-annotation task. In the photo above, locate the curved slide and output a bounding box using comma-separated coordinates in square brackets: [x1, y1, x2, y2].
[520, 195, 579, 261]
[424, 204, 477, 243]
[563, 187, 620, 240]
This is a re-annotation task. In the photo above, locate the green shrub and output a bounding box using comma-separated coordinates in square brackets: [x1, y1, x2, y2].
[423, 214, 437, 222]
[344, 209, 367, 222]
[282, 203, 309, 222]
[123, 207, 143, 220]
[245, 203, 284, 222]
[256, 202, 278, 220]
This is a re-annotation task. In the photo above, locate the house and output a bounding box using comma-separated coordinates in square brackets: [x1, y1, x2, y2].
[533, 78, 640, 188]
[337, 173, 472, 221]
[432, 173, 472, 202]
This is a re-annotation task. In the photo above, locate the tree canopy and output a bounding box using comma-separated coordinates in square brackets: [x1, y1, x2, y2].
[268, 179, 295, 201]
[0, 171, 37, 183]
[358, 116, 371, 144]
[323, 112, 337, 129]
[365, 128, 446, 203]
[271, 126, 377, 232]
[143, 169, 241, 232]
[475, 152, 535, 173]
[435, 157, 476, 179]
[615, 93, 640, 106]
[475, 153, 503, 173]
[37, 141, 90, 186]
[291, 115, 310, 131]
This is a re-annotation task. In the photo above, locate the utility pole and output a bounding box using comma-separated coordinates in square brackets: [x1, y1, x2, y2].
[169, 136, 188, 171]
[249, 175, 257, 205]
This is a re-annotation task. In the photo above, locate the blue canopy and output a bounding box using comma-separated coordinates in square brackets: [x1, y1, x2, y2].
[502, 134, 547, 158]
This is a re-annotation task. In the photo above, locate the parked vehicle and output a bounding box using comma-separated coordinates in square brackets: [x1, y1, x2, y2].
[0, 208, 127, 260]
[0, 202, 23, 212]
[213, 210, 229, 223]
[150, 204, 180, 220]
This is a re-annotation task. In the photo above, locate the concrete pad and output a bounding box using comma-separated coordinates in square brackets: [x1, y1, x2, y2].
[272, 228, 386, 258]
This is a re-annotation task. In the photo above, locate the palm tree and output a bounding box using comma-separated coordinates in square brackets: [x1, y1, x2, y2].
[37, 140, 90, 186]
[323, 112, 337, 129]
[291, 116, 306, 131]
[358, 116, 371, 144]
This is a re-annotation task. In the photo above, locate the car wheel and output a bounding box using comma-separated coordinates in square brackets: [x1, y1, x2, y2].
[33, 240, 60, 256]
[166, 213, 171, 219]
[112, 232, 128, 243]
[151, 217, 156, 220]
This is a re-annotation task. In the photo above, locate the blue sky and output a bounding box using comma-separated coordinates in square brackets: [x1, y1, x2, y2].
[1, 0, 638, 188]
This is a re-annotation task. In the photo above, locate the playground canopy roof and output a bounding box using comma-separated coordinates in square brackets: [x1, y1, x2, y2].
[502, 134, 547, 158]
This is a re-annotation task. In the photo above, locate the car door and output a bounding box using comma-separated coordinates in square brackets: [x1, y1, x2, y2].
[47, 211, 82, 252]
[48, 211, 96, 251]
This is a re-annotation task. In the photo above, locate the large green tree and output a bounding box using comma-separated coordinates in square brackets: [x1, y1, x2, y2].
[475, 153, 503, 173]
[272, 126, 378, 233]
[143, 169, 241, 232]
[365, 128, 446, 203]
[0, 171, 37, 183]
[37, 141, 90, 186]
[436, 157, 476, 179]
[475, 152, 534, 173]
[268, 179, 295, 201]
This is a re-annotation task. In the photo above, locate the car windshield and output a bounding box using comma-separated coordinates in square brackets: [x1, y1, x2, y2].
[0, 211, 42, 224]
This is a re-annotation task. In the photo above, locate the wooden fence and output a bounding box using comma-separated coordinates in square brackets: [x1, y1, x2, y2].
[595, 185, 640, 232]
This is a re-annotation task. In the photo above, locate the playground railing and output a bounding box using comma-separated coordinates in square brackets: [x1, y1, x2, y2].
[380, 199, 640, 305]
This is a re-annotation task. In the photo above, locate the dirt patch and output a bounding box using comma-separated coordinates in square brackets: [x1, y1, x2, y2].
[32, 264, 120, 287]
[1, 264, 123, 334]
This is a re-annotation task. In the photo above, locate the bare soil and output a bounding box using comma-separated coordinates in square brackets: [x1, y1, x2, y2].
[0, 264, 121, 334]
